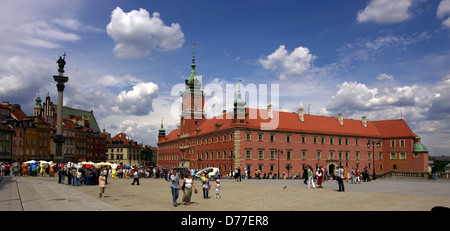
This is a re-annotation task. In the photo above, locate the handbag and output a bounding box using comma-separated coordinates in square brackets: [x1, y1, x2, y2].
[194, 188, 198, 194]
[181, 181, 185, 191]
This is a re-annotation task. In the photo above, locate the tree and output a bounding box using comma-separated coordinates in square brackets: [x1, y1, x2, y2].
[141, 146, 154, 167]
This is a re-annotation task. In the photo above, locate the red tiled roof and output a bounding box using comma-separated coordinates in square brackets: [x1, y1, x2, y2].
[11, 106, 28, 120]
[161, 108, 395, 143]
[372, 119, 416, 138]
[109, 132, 141, 147]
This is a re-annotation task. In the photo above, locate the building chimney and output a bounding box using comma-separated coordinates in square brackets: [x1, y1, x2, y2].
[298, 108, 304, 122]
[362, 116, 367, 128]
[338, 113, 343, 126]
[267, 104, 273, 119]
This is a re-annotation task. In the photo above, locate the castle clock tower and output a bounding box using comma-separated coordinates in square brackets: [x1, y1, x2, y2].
[180, 44, 205, 136]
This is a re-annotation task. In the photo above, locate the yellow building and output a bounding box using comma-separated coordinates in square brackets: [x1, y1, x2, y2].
[23, 117, 51, 161]
[106, 133, 142, 166]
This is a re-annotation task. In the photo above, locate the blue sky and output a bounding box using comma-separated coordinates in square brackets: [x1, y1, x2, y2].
[0, 0, 449, 155]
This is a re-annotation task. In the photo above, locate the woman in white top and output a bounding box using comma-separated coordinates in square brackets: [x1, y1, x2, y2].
[181, 174, 197, 205]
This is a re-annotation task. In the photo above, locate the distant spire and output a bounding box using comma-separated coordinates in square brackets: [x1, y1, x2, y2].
[159, 117, 166, 136]
[191, 43, 196, 70]
[238, 79, 242, 99]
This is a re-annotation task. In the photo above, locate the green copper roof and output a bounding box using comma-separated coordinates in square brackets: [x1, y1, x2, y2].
[185, 43, 201, 89]
[234, 80, 246, 107]
[52, 105, 100, 132]
[159, 118, 165, 132]
[34, 96, 42, 109]
[413, 142, 428, 152]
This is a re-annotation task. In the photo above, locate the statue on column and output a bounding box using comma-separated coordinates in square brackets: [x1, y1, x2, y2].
[57, 52, 66, 74]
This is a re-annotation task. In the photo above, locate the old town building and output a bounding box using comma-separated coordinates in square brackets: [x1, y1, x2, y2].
[157, 49, 429, 177]
[1, 101, 52, 162]
[106, 133, 143, 166]
[0, 95, 107, 163]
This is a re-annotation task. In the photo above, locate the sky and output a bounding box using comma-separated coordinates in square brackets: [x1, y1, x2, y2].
[0, 0, 449, 155]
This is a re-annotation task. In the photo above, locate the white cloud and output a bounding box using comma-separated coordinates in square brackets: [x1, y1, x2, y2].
[437, 0, 450, 18]
[365, 33, 430, 50]
[357, 0, 421, 24]
[437, 0, 450, 28]
[259, 45, 316, 80]
[0, 55, 55, 108]
[106, 7, 185, 59]
[427, 76, 450, 120]
[114, 82, 159, 116]
[376, 73, 395, 81]
[323, 81, 431, 116]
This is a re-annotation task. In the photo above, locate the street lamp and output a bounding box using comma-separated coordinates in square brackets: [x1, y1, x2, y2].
[276, 149, 283, 179]
[367, 140, 381, 180]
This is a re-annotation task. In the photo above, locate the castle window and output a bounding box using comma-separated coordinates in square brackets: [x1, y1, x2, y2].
[258, 150, 264, 160]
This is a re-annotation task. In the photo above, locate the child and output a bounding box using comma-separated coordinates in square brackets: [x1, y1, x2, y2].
[215, 179, 221, 198]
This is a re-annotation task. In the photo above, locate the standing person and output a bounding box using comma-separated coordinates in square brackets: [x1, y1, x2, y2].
[317, 167, 323, 188]
[85, 168, 92, 186]
[70, 168, 77, 186]
[58, 167, 64, 184]
[336, 165, 345, 192]
[181, 174, 197, 205]
[350, 168, 355, 184]
[131, 170, 140, 185]
[215, 179, 221, 198]
[170, 170, 180, 207]
[102, 168, 108, 184]
[91, 168, 97, 185]
[355, 168, 360, 184]
[76, 170, 82, 186]
[307, 166, 316, 189]
[190, 168, 195, 180]
[201, 173, 210, 199]
[98, 172, 106, 198]
[66, 167, 71, 185]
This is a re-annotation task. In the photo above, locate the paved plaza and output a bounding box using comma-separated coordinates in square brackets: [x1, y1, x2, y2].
[1, 175, 450, 211]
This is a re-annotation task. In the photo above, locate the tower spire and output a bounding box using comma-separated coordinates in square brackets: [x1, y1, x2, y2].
[191, 43, 196, 70]
[159, 117, 166, 137]
[238, 79, 242, 99]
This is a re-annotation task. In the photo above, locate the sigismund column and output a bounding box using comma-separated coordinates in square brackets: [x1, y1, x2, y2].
[53, 53, 69, 161]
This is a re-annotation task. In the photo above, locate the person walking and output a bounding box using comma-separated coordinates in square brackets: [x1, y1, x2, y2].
[181, 174, 197, 205]
[336, 165, 345, 192]
[170, 170, 180, 207]
[307, 166, 315, 189]
[131, 170, 140, 185]
[98, 172, 106, 198]
[302, 167, 308, 184]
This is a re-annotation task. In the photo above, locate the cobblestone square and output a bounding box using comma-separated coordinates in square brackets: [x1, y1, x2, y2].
[1, 176, 449, 211]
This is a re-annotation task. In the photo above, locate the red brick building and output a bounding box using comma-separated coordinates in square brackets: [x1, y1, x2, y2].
[157, 50, 429, 177]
